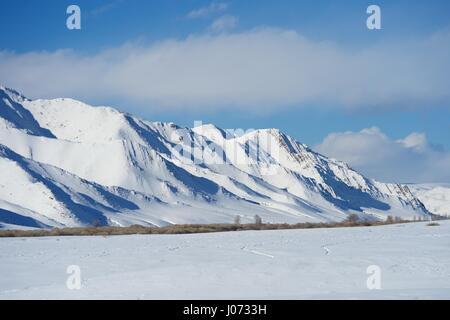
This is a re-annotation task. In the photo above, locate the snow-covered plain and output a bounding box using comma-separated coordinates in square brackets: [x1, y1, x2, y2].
[1, 221, 449, 299]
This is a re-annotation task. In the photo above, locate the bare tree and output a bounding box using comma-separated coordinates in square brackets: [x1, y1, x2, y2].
[234, 215, 241, 225]
[254, 215, 262, 225]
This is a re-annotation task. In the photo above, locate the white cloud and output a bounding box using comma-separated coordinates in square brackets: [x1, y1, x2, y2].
[315, 127, 450, 183]
[89, 0, 124, 17]
[0, 28, 450, 111]
[209, 15, 238, 32]
[187, 2, 228, 19]
[399, 132, 428, 152]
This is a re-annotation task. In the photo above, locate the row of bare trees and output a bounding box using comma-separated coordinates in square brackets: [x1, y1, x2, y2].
[234, 215, 263, 225]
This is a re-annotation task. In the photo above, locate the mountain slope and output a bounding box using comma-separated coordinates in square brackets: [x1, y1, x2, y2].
[0, 86, 432, 229]
[0, 86, 54, 138]
[408, 184, 450, 218]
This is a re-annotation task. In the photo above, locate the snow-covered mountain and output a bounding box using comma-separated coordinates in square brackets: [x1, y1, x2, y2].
[0, 86, 433, 229]
[408, 184, 450, 218]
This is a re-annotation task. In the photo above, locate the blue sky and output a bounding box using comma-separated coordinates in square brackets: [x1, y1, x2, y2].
[3, 0, 450, 52]
[1, 0, 449, 182]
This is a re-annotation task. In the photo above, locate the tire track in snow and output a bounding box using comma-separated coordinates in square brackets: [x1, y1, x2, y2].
[241, 246, 274, 259]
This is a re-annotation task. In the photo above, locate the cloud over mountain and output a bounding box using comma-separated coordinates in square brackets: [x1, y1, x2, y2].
[1, 29, 449, 111]
[316, 127, 450, 184]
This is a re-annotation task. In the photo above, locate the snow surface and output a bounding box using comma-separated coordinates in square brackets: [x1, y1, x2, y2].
[409, 184, 450, 218]
[0, 221, 449, 299]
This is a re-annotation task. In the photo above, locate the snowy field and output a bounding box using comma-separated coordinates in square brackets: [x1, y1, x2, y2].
[0, 221, 449, 300]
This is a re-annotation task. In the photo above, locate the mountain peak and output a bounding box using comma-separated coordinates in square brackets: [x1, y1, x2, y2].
[0, 87, 55, 138]
[0, 85, 29, 103]
[193, 123, 231, 142]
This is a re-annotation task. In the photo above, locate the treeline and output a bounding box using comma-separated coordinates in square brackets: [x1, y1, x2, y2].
[0, 214, 411, 238]
[1, 213, 446, 238]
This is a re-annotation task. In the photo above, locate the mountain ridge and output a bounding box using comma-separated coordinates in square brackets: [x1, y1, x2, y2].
[0, 86, 433, 229]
